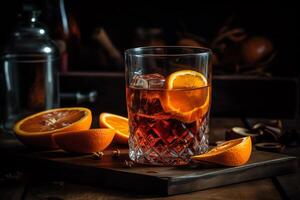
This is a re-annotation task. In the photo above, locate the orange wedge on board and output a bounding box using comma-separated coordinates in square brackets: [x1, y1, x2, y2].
[99, 113, 129, 144]
[192, 136, 252, 166]
[14, 107, 92, 149]
[53, 129, 115, 153]
[162, 70, 210, 123]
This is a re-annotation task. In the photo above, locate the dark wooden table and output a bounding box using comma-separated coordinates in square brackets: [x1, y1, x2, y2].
[1, 118, 299, 200]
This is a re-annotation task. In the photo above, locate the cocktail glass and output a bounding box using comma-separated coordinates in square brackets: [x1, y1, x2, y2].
[125, 46, 211, 166]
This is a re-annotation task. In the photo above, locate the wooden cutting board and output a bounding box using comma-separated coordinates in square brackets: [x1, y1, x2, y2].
[0, 137, 297, 196]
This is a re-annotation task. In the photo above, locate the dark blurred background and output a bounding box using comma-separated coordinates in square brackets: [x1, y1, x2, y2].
[0, 0, 299, 120]
[0, 0, 298, 75]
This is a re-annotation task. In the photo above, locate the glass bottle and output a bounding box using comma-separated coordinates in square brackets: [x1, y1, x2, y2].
[0, 6, 60, 133]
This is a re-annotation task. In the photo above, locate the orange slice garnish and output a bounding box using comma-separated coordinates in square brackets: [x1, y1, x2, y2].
[162, 70, 210, 123]
[192, 136, 252, 166]
[53, 129, 115, 153]
[13, 107, 92, 149]
[99, 113, 129, 144]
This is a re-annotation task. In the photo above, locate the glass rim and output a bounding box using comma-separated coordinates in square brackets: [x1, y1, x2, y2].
[125, 46, 211, 57]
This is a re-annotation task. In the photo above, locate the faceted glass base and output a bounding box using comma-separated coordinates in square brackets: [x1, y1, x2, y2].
[128, 117, 209, 166]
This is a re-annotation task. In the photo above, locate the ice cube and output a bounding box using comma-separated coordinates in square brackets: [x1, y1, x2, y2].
[131, 73, 165, 89]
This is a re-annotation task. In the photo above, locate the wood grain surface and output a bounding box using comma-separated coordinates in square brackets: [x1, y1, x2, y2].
[0, 137, 297, 195]
[1, 118, 298, 199]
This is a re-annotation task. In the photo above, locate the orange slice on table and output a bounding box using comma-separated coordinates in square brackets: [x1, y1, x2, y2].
[14, 107, 92, 149]
[192, 136, 252, 166]
[99, 113, 129, 144]
[162, 70, 210, 123]
[53, 129, 115, 154]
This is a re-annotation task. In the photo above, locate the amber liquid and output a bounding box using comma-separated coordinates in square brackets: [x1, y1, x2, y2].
[126, 86, 210, 165]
